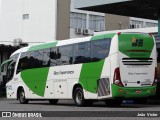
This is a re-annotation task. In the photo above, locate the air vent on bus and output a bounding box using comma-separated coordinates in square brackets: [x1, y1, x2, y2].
[98, 78, 110, 97]
[122, 58, 153, 65]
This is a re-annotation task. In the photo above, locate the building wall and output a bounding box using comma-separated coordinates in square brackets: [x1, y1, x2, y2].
[56, 0, 70, 40]
[70, 0, 105, 38]
[22, 0, 57, 43]
[105, 13, 130, 31]
[0, 0, 58, 45]
[0, 0, 23, 46]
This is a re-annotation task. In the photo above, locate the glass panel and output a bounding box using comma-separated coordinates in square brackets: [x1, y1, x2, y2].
[73, 42, 91, 64]
[91, 39, 111, 62]
[43, 49, 50, 67]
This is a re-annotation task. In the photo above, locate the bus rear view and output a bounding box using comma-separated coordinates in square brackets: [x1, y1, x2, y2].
[112, 33, 157, 100]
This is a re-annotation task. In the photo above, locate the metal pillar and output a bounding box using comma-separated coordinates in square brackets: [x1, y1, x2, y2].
[158, 9, 160, 36]
[159, 17, 160, 36]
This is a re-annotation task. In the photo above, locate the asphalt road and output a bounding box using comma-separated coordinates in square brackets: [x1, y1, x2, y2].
[0, 98, 160, 120]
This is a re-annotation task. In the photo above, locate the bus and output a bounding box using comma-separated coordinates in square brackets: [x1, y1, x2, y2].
[95, 27, 160, 99]
[1, 32, 157, 106]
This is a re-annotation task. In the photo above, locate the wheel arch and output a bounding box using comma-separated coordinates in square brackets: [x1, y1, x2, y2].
[16, 85, 26, 100]
[72, 83, 83, 99]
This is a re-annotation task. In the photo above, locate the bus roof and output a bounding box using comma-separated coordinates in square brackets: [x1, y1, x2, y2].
[94, 27, 158, 35]
[11, 31, 155, 57]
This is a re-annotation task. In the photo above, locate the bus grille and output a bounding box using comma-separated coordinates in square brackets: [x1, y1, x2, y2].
[98, 78, 110, 97]
[122, 58, 153, 65]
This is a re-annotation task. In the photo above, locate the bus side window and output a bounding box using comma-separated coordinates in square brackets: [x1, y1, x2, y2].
[58, 45, 73, 65]
[73, 42, 91, 64]
[17, 52, 29, 74]
[91, 38, 111, 62]
[33, 50, 43, 68]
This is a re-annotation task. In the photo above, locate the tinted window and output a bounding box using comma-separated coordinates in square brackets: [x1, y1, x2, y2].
[43, 49, 50, 67]
[17, 52, 30, 73]
[91, 39, 111, 62]
[58, 45, 73, 65]
[29, 50, 43, 68]
[17, 50, 44, 74]
[7, 54, 19, 80]
[73, 42, 91, 64]
[6, 62, 16, 81]
[50, 48, 57, 66]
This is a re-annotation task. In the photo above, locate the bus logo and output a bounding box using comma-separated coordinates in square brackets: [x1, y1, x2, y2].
[132, 37, 143, 47]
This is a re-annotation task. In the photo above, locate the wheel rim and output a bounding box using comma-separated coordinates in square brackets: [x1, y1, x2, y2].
[20, 91, 25, 102]
[76, 91, 83, 104]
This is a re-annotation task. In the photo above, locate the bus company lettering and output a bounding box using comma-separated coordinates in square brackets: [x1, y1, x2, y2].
[128, 72, 148, 75]
[54, 71, 74, 75]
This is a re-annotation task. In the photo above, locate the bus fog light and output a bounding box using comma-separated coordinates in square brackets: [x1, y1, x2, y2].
[155, 79, 157, 83]
[114, 80, 120, 84]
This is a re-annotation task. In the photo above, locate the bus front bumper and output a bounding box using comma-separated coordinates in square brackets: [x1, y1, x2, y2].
[111, 84, 156, 98]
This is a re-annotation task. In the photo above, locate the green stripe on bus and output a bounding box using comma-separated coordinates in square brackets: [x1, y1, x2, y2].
[91, 33, 116, 41]
[28, 42, 58, 51]
[21, 67, 49, 97]
[119, 34, 154, 58]
[79, 60, 105, 93]
[111, 84, 156, 98]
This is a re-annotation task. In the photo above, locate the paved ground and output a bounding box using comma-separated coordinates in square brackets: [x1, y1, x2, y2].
[0, 98, 160, 120]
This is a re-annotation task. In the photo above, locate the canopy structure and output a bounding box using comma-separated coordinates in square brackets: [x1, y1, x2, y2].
[74, 0, 160, 35]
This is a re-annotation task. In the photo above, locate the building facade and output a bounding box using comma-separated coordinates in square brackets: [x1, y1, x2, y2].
[0, 0, 158, 84]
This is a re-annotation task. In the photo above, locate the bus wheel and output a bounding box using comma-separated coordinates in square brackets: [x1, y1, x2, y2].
[49, 99, 58, 105]
[18, 88, 29, 104]
[105, 99, 122, 107]
[73, 87, 86, 107]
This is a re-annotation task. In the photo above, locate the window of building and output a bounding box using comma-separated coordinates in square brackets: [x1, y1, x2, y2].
[70, 12, 87, 28]
[130, 20, 144, 29]
[23, 14, 29, 20]
[130, 20, 158, 29]
[73, 42, 91, 64]
[145, 22, 158, 27]
[89, 15, 105, 31]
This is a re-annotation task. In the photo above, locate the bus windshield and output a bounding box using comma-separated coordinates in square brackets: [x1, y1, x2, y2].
[5, 54, 19, 82]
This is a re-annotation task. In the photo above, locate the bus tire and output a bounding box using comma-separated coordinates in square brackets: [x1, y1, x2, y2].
[105, 99, 122, 107]
[18, 88, 29, 104]
[73, 87, 86, 107]
[49, 99, 58, 105]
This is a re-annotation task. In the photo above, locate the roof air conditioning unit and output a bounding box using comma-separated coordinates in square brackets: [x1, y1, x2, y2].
[83, 29, 90, 35]
[75, 28, 82, 34]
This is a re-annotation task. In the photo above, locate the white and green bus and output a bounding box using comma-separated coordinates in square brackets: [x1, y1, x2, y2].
[2, 32, 157, 106]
